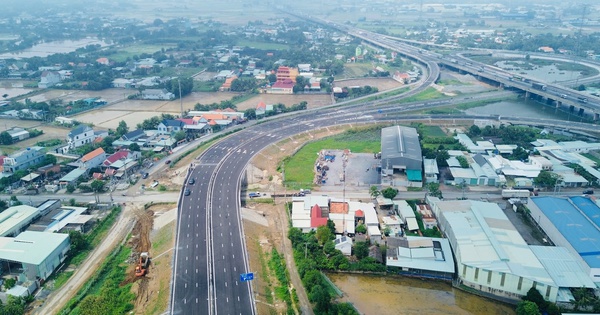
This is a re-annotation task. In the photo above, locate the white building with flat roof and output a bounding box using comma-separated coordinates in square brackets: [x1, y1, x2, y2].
[0, 205, 40, 237]
[387, 236, 455, 280]
[0, 231, 69, 280]
[429, 199, 561, 302]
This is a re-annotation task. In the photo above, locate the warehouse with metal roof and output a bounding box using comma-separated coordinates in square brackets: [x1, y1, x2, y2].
[0, 231, 70, 281]
[430, 199, 565, 302]
[380, 126, 422, 187]
[528, 196, 600, 280]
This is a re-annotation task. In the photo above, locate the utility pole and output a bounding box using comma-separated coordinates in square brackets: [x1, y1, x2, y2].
[178, 77, 184, 118]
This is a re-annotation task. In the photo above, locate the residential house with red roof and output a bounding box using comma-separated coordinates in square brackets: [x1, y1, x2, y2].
[268, 79, 294, 94]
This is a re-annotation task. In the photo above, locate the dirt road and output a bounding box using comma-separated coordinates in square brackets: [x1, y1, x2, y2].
[33, 205, 136, 315]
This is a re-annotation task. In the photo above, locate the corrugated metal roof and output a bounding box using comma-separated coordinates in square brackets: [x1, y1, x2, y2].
[381, 126, 422, 165]
[0, 231, 68, 265]
[530, 246, 595, 288]
[531, 196, 600, 270]
[439, 200, 555, 285]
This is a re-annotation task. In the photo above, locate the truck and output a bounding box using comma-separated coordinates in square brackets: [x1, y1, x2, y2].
[578, 96, 588, 103]
[502, 189, 531, 199]
[531, 82, 547, 91]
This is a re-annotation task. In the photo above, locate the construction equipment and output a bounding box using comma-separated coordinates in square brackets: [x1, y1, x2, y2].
[135, 252, 150, 277]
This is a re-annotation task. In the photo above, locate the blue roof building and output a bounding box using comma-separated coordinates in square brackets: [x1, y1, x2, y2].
[529, 196, 600, 279]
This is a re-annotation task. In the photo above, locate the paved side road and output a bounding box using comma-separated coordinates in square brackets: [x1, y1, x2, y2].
[33, 205, 136, 314]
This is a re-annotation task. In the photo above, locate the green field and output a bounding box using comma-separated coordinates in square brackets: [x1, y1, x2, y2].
[236, 39, 289, 50]
[399, 87, 446, 103]
[108, 44, 177, 62]
[339, 63, 373, 79]
[284, 126, 383, 188]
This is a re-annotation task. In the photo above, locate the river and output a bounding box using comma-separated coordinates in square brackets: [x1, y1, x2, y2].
[328, 273, 515, 315]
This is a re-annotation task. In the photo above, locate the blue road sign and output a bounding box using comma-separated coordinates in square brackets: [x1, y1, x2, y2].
[240, 272, 254, 282]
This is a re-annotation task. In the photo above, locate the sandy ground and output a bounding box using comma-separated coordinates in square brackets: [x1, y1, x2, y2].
[235, 93, 334, 111]
[23, 88, 131, 104]
[334, 78, 404, 91]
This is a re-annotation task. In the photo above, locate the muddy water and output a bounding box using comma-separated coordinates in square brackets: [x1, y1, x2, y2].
[328, 273, 515, 315]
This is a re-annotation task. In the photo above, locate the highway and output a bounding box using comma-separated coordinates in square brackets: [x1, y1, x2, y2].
[168, 19, 600, 315]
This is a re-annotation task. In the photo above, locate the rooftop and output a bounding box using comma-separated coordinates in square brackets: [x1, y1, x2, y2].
[436, 200, 555, 286]
[0, 205, 39, 237]
[530, 196, 600, 269]
[0, 231, 68, 265]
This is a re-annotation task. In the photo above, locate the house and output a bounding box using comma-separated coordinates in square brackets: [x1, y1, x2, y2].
[334, 235, 352, 256]
[38, 71, 61, 88]
[3, 146, 46, 173]
[423, 158, 439, 183]
[67, 125, 95, 149]
[121, 129, 145, 142]
[6, 128, 30, 142]
[220, 76, 238, 91]
[256, 101, 267, 116]
[276, 66, 298, 82]
[135, 58, 157, 69]
[112, 78, 133, 88]
[158, 119, 184, 135]
[54, 117, 74, 126]
[141, 89, 175, 100]
[102, 150, 140, 169]
[268, 79, 295, 94]
[386, 236, 455, 280]
[96, 57, 109, 65]
[77, 148, 106, 169]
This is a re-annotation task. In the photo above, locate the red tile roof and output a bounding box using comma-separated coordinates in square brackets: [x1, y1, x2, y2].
[256, 101, 266, 109]
[310, 204, 328, 228]
[103, 150, 129, 166]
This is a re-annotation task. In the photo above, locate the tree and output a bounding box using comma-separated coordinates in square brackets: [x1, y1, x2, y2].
[353, 241, 369, 259]
[68, 230, 88, 251]
[381, 187, 398, 199]
[534, 171, 560, 188]
[326, 219, 336, 235]
[115, 120, 129, 137]
[315, 225, 333, 245]
[174, 130, 186, 142]
[427, 182, 443, 198]
[355, 224, 367, 234]
[244, 108, 256, 120]
[369, 186, 380, 199]
[9, 196, 21, 206]
[128, 143, 140, 152]
[66, 184, 76, 193]
[309, 284, 331, 313]
[0, 131, 13, 145]
[516, 300, 541, 315]
[90, 180, 105, 193]
[467, 125, 481, 137]
[456, 156, 470, 168]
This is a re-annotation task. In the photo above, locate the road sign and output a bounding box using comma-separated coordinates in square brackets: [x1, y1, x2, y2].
[240, 272, 254, 282]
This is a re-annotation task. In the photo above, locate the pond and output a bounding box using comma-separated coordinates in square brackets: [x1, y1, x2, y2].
[494, 60, 582, 83]
[0, 38, 109, 59]
[328, 273, 515, 315]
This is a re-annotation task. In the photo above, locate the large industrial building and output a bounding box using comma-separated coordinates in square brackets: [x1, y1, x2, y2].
[528, 196, 600, 279]
[380, 126, 422, 187]
[0, 231, 70, 281]
[428, 198, 593, 303]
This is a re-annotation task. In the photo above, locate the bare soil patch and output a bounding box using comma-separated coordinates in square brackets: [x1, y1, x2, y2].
[128, 203, 176, 315]
[334, 78, 403, 91]
[235, 94, 333, 111]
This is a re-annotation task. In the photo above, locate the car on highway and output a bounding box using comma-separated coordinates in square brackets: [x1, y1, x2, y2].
[165, 160, 172, 165]
[184, 189, 191, 196]
[142, 172, 149, 179]
[188, 178, 195, 185]
[583, 189, 594, 195]
[560, 94, 567, 99]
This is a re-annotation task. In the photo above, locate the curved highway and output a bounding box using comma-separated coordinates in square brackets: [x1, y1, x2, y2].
[169, 20, 600, 315]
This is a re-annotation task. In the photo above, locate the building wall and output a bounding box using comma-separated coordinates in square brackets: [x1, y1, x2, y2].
[69, 129, 95, 148]
[4, 148, 45, 173]
[458, 263, 558, 302]
[34, 235, 70, 280]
